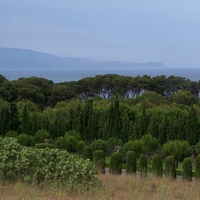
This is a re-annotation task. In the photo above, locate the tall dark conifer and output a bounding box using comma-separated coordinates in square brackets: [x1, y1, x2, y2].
[139, 101, 147, 138]
[86, 100, 94, 141]
[106, 98, 122, 139]
[112, 98, 121, 138]
[80, 100, 94, 141]
[9, 103, 20, 132]
[21, 104, 30, 134]
[31, 112, 38, 135]
[186, 106, 198, 145]
[0, 106, 10, 135]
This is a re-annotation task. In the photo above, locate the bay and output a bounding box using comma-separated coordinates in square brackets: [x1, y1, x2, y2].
[0, 67, 200, 83]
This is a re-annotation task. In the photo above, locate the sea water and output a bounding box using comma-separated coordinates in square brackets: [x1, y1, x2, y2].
[0, 68, 200, 83]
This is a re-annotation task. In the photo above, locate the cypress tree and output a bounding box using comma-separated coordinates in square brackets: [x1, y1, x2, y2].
[152, 154, 162, 177]
[106, 98, 122, 139]
[93, 150, 105, 173]
[126, 151, 137, 174]
[31, 112, 38, 135]
[141, 101, 147, 137]
[92, 111, 99, 140]
[186, 106, 198, 145]
[107, 103, 114, 139]
[165, 156, 176, 179]
[121, 112, 130, 142]
[82, 100, 93, 141]
[42, 115, 49, 132]
[112, 98, 121, 138]
[182, 158, 192, 181]
[139, 154, 147, 177]
[0, 106, 10, 135]
[9, 103, 20, 132]
[110, 152, 122, 174]
[86, 100, 94, 141]
[21, 104, 29, 134]
[195, 155, 200, 179]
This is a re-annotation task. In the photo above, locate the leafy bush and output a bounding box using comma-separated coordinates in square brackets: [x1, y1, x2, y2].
[182, 158, 192, 181]
[195, 141, 200, 155]
[165, 156, 176, 179]
[65, 130, 81, 140]
[35, 143, 54, 149]
[16, 134, 34, 146]
[34, 129, 50, 143]
[0, 137, 100, 188]
[82, 146, 93, 160]
[126, 151, 136, 174]
[152, 154, 162, 177]
[65, 135, 78, 152]
[196, 155, 200, 179]
[56, 136, 67, 149]
[5, 131, 19, 137]
[123, 140, 146, 158]
[141, 134, 158, 153]
[139, 154, 147, 177]
[110, 152, 122, 174]
[90, 139, 107, 153]
[162, 140, 192, 162]
[93, 150, 105, 173]
[76, 140, 86, 155]
[0, 137, 23, 182]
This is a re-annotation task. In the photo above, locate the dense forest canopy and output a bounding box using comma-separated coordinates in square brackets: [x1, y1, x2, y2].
[0, 73, 200, 148]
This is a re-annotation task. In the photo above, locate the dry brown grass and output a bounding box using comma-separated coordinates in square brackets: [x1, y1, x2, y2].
[1, 175, 200, 200]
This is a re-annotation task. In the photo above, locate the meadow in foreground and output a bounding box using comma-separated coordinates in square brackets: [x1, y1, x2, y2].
[0, 174, 200, 200]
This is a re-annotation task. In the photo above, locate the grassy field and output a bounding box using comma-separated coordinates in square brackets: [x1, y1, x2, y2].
[1, 174, 200, 200]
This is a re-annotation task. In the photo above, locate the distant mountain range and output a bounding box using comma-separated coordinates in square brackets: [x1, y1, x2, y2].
[0, 48, 165, 69]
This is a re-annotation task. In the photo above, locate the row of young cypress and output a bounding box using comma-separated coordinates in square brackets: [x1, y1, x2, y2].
[89, 149, 200, 181]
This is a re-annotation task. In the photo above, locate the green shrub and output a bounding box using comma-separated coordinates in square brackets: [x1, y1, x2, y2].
[76, 140, 86, 155]
[141, 134, 158, 153]
[123, 140, 146, 158]
[56, 136, 67, 149]
[110, 152, 122, 174]
[65, 135, 78, 152]
[0, 137, 23, 182]
[182, 158, 192, 181]
[65, 130, 81, 140]
[35, 143, 54, 149]
[93, 150, 105, 173]
[0, 137, 100, 188]
[34, 129, 50, 143]
[196, 141, 200, 155]
[5, 131, 19, 137]
[162, 140, 192, 162]
[126, 151, 136, 174]
[16, 134, 34, 146]
[165, 156, 176, 179]
[139, 154, 147, 177]
[82, 146, 93, 160]
[90, 139, 107, 153]
[152, 154, 162, 177]
[196, 155, 200, 179]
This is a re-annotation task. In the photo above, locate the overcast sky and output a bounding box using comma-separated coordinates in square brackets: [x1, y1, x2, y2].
[1, 0, 200, 68]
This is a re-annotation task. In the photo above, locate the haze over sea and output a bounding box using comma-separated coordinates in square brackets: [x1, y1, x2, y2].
[1, 67, 200, 83]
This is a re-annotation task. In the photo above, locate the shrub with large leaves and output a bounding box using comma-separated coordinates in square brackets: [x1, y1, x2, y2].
[0, 137, 23, 182]
[0, 137, 99, 188]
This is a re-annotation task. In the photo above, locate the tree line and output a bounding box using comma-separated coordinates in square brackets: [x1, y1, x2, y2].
[0, 74, 199, 108]
[0, 74, 200, 147]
